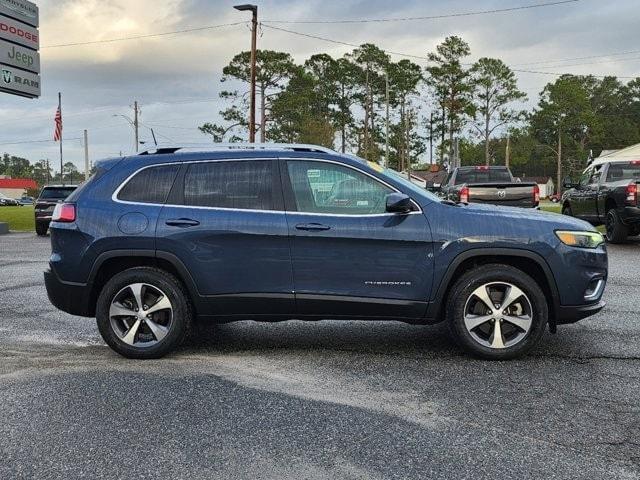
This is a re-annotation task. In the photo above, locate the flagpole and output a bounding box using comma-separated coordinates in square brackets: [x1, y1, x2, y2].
[58, 92, 63, 185]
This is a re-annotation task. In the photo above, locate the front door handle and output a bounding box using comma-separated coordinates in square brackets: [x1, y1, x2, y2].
[165, 218, 200, 227]
[295, 223, 331, 232]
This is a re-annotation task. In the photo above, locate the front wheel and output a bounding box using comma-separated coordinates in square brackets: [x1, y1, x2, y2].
[562, 204, 573, 216]
[446, 264, 548, 360]
[96, 267, 192, 359]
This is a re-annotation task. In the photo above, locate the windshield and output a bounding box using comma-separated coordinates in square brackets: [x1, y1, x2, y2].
[39, 187, 77, 200]
[606, 162, 640, 182]
[455, 168, 512, 184]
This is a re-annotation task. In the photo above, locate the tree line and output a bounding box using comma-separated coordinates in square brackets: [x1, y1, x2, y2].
[201, 36, 640, 179]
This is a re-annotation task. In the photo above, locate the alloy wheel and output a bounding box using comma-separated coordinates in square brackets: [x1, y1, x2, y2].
[463, 282, 533, 349]
[109, 283, 173, 348]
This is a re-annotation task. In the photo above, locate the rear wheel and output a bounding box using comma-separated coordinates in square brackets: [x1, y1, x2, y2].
[447, 264, 548, 360]
[96, 267, 192, 359]
[605, 208, 628, 244]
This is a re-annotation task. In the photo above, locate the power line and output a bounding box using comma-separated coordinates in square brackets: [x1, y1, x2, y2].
[262, 1, 580, 24]
[41, 22, 245, 48]
[0, 138, 83, 146]
[262, 24, 638, 79]
[512, 49, 640, 67]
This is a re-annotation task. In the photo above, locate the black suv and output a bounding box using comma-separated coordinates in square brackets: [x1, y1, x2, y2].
[35, 185, 77, 236]
[45, 144, 608, 360]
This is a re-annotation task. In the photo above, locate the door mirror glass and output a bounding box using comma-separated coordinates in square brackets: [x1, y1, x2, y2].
[385, 193, 413, 213]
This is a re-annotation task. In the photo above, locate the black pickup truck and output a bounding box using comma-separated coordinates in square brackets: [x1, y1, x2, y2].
[440, 166, 540, 208]
[562, 160, 640, 243]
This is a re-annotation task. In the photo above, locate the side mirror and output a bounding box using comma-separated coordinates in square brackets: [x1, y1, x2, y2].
[386, 193, 413, 214]
[562, 177, 575, 189]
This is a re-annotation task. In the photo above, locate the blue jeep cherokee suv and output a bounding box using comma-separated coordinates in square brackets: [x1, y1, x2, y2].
[45, 144, 607, 360]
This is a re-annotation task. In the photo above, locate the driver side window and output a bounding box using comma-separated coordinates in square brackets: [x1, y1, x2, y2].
[287, 161, 393, 215]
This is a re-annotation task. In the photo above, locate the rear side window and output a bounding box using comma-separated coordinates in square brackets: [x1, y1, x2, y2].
[183, 160, 274, 210]
[118, 164, 180, 204]
[606, 162, 640, 182]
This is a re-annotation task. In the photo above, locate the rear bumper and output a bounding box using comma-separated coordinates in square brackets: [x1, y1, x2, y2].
[44, 268, 94, 317]
[555, 300, 606, 325]
[622, 206, 640, 225]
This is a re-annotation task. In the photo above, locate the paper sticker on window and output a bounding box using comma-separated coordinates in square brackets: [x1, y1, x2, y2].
[307, 170, 321, 178]
[357, 200, 369, 206]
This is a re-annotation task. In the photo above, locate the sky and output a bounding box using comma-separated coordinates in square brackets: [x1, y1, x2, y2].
[0, 0, 639, 174]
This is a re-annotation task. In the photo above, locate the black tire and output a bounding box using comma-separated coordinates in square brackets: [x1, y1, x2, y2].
[605, 208, 628, 244]
[562, 203, 573, 216]
[96, 267, 193, 359]
[446, 264, 548, 360]
[35, 223, 48, 236]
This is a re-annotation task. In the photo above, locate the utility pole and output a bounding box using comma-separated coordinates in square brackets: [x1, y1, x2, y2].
[385, 72, 389, 168]
[46, 159, 50, 184]
[557, 127, 562, 195]
[429, 112, 434, 165]
[234, 4, 258, 142]
[84, 130, 89, 181]
[405, 108, 412, 180]
[440, 104, 445, 164]
[505, 134, 511, 169]
[133, 101, 139, 153]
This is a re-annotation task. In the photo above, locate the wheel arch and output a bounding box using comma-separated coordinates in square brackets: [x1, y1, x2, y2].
[427, 248, 560, 330]
[87, 250, 201, 317]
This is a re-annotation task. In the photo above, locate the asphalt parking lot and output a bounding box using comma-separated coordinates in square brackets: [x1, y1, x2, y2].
[1, 233, 639, 480]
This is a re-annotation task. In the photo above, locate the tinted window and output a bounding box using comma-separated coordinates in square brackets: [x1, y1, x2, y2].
[183, 160, 274, 210]
[606, 162, 640, 182]
[454, 168, 512, 184]
[39, 187, 77, 200]
[287, 161, 393, 215]
[118, 164, 180, 204]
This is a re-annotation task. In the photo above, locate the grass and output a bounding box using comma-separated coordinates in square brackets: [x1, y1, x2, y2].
[0, 206, 35, 232]
[539, 201, 562, 214]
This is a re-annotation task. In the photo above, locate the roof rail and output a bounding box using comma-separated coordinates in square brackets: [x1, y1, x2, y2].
[138, 142, 337, 156]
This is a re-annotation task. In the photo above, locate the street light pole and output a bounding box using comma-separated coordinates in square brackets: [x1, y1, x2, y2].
[234, 4, 258, 143]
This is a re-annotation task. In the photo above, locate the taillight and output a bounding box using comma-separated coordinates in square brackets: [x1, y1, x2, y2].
[52, 203, 76, 222]
[533, 184, 540, 204]
[626, 183, 637, 205]
[475, 166, 489, 171]
[460, 186, 470, 203]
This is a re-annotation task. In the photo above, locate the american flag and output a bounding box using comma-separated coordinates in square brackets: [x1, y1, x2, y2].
[53, 106, 62, 142]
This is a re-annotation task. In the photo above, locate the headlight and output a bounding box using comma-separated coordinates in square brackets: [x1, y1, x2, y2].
[555, 230, 604, 249]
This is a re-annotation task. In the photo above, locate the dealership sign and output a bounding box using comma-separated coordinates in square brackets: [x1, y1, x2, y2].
[0, 0, 38, 27]
[0, 0, 38, 98]
[0, 64, 40, 96]
[0, 38, 38, 71]
[0, 13, 38, 49]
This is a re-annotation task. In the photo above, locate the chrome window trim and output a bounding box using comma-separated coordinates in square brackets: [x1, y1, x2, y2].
[112, 157, 423, 216]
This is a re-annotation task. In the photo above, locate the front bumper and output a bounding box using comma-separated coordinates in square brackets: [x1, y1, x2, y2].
[556, 300, 606, 325]
[44, 268, 94, 317]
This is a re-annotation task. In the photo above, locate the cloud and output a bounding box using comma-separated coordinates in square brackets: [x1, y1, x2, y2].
[1, 0, 638, 170]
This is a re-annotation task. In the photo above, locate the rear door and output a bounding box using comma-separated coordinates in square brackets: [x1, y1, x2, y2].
[573, 166, 601, 221]
[156, 159, 294, 315]
[281, 158, 433, 320]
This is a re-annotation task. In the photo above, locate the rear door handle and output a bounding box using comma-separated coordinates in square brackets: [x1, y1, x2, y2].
[165, 218, 200, 227]
[295, 223, 331, 232]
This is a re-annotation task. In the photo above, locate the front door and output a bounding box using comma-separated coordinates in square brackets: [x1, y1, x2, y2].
[156, 158, 294, 315]
[281, 159, 433, 320]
